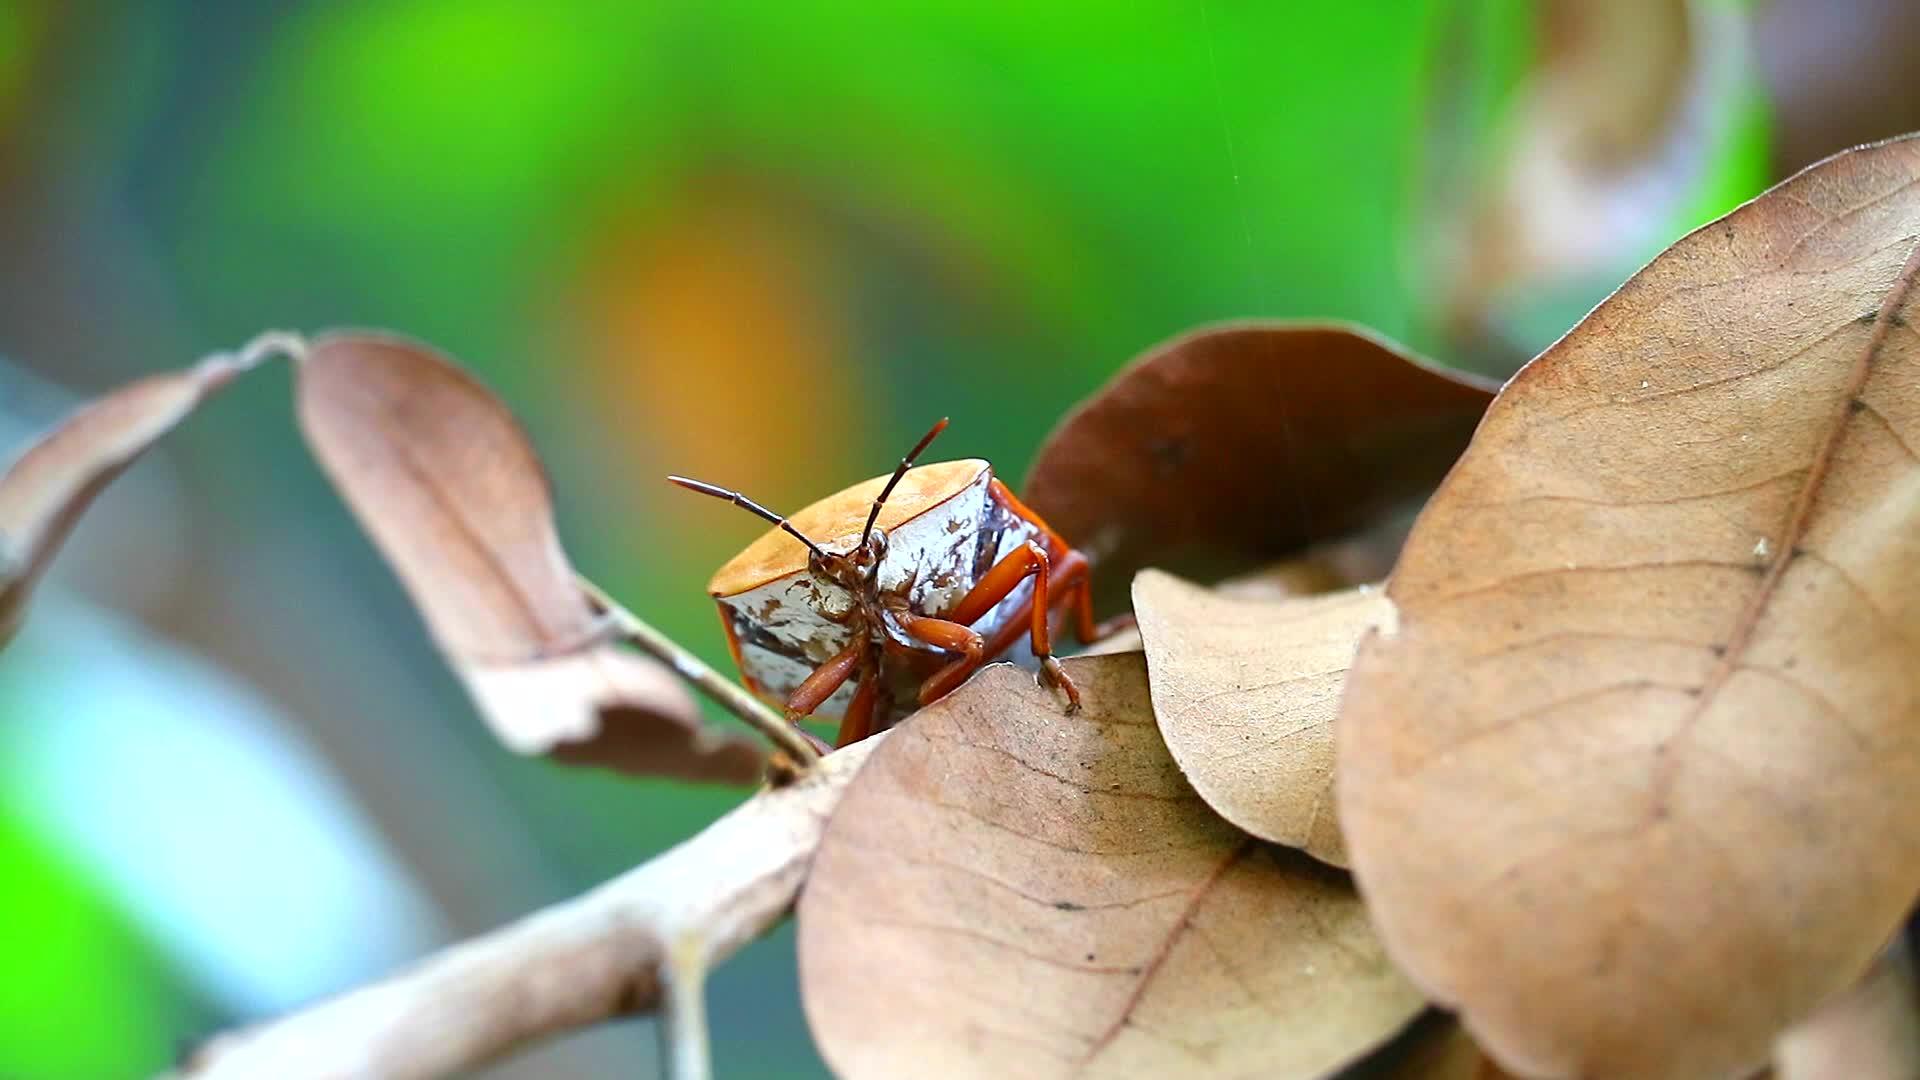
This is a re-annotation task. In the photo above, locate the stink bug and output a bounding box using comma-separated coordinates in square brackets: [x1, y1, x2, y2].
[670, 420, 1120, 748]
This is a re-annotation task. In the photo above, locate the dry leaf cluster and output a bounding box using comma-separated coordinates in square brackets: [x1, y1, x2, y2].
[5, 136, 1920, 1080]
[296, 333, 769, 783]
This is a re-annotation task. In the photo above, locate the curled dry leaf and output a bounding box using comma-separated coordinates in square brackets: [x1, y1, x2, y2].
[1076, 623, 1144, 656]
[0, 348, 274, 648]
[1081, 532, 1403, 658]
[297, 332, 762, 784]
[1207, 519, 1408, 603]
[1024, 323, 1494, 609]
[1133, 570, 1392, 868]
[1774, 942, 1920, 1080]
[798, 653, 1423, 1079]
[1339, 134, 1920, 1078]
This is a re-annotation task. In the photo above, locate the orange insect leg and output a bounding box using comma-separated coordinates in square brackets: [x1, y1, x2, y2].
[1051, 547, 1135, 645]
[784, 639, 863, 753]
[923, 540, 1083, 711]
[898, 611, 986, 705]
[833, 666, 882, 748]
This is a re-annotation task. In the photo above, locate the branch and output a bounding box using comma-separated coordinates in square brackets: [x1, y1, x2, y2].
[577, 574, 824, 769]
[171, 737, 878, 1080]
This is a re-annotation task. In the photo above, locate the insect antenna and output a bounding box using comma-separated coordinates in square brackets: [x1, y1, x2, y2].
[858, 417, 950, 553]
[667, 475, 830, 561]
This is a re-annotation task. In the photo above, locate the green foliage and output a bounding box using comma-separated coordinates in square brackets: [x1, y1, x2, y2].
[0, 810, 193, 1080]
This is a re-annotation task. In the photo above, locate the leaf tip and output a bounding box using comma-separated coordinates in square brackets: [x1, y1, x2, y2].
[193, 330, 308, 388]
[1365, 590, 1402, 641]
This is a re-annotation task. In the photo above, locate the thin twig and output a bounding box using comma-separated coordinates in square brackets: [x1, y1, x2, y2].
[577, 574, 822, 768]
[169, 735, 877, 1080]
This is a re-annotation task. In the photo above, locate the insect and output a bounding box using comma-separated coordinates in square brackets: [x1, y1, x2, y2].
[669, 419, 1121, 749]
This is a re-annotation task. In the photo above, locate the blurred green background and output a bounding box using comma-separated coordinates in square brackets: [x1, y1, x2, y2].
[0, 2, 1912, 1076]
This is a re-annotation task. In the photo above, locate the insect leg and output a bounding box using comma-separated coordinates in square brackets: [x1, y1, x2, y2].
[1050, 547, 1136, 644]
[898, 612, 986, 705]
[784, 640, 864, 752]
[933, 540, 1082, 712]
[834, 662, 882, 747]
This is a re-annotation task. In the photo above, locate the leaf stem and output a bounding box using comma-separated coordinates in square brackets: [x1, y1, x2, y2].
[198, 329, 310, 382]
[577, 575, 822, 768]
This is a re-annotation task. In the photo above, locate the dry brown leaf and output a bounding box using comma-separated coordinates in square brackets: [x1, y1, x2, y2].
[1211, 560, 1351, 602]
[1339, 135, 1920, 1078]
[0, 348, 273, 648]
[1024, 322, 1493, 609]
[1208, 528, 1399, 603]
[1345, 1012, 1517, 1080]
[1076, 624, 1144, 656]
[798, 653, 1423, 1079]
[1077, 534, 1398, 658]
[297, 331, 762, 784]
[1775, 941, 1920, 1080]
[1134, 571, 1391, 868]
[1074, 538, 1392, 659]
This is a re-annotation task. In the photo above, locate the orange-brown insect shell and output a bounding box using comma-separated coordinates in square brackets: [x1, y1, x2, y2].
[708, 459, 1060, 721]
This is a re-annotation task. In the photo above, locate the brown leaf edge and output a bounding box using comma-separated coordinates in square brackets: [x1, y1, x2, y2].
[799, 653, 1425, 1079]
[1024, 321, 1496, 612]
[1339, 133, 1920, 1078]
[1133, 570, 1394, 868]
[296, 330, 763, 784]
[0, 333, 296, 648]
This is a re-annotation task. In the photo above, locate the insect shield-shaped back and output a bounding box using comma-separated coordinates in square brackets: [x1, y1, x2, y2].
[709, 460, 1047, 722]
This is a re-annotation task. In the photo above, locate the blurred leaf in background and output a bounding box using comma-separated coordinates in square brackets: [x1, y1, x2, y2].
[1420, 0, 1769, 367]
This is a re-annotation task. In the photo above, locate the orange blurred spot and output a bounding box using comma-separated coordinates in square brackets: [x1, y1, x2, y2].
[574, 177, 861, 512]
